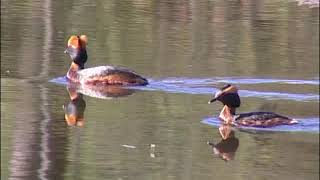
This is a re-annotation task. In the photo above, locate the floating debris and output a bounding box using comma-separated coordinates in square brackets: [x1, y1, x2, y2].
[150, 144, 156, 158]
[122, 144, 136, 149]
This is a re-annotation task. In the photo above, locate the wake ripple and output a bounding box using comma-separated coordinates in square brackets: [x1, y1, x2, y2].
[131, 77, 319, 102]
[50, 76, 319, 102]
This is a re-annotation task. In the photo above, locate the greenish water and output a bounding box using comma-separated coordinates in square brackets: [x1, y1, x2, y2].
[1, 0, 319, 180]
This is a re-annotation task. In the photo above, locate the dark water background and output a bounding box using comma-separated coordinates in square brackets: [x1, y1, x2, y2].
[1, 0, 319, 180]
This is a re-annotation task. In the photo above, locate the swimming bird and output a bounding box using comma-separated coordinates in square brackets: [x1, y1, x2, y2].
[208, 84, 298, 127]
[64, 35, 148, 86]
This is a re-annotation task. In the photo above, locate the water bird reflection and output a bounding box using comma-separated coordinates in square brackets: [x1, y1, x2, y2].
[207, 125, 239, 161]
[63, 86, 86, 127]
[63, 84, 135, 127]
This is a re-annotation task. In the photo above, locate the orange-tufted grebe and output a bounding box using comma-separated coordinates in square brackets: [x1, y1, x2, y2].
[64, 35, 148, 86]
[208, 84, 298, 127]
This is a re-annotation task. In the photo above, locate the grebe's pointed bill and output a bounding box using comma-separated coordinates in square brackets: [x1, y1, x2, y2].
[208, 90, 223, 104]
[208, 84, 239, 104]
[208, 98, 216, 104]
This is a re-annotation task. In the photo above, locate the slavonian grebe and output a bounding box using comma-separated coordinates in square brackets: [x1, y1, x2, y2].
[208, 84, 298, 127]
[64, 35, 148, 86]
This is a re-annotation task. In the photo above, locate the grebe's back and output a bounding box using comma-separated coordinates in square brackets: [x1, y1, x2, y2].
[234, 112, 297, 127]
[77, 66, 148, 85]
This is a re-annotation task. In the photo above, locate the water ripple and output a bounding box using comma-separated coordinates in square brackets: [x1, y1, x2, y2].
[136, 77, 319, 102]
[156, 77, 319, 85]
[50, 76, 319, 102]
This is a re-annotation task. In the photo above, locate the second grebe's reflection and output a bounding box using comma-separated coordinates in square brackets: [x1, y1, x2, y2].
[207, 125, 239, 161]
[63, 84, 135, 127]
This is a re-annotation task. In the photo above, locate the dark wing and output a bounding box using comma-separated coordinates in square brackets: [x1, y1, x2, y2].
[235, 112, 290, 121]
[79, 66, 148, 85]
[234, 112, 293, 127]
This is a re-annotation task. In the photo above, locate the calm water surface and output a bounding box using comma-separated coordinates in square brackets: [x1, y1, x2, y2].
[1, 0, 319, 180]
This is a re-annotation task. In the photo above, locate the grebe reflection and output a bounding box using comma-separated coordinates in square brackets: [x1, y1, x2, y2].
[63, 86, 86, 127]
[207, 125, 239, 161]
[63, 84, 135, 127]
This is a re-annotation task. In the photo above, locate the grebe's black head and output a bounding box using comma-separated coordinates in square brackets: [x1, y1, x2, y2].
[208, 84, 241, 108]
[64, 35, 88, 69]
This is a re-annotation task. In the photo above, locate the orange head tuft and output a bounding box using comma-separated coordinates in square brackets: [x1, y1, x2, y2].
[67, 35, 88, 49]
[67, 35, 79, 48]
[79, 35, 88, 47]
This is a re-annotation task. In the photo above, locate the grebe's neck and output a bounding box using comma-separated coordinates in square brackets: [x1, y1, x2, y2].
[219, 105, 236, 124]
[67, 86, 80, 100]
[67, 62, 80, 83]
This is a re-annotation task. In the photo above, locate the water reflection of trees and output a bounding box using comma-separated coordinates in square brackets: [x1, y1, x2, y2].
[2, 0, 318, 78]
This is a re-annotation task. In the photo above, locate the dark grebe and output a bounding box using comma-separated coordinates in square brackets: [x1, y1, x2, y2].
[64, 35, 148, 86]
[208, 84, 298, 127]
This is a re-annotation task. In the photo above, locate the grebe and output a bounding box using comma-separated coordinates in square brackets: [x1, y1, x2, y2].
[64, 35, 148, 86]
[208, 84, 298, 127]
